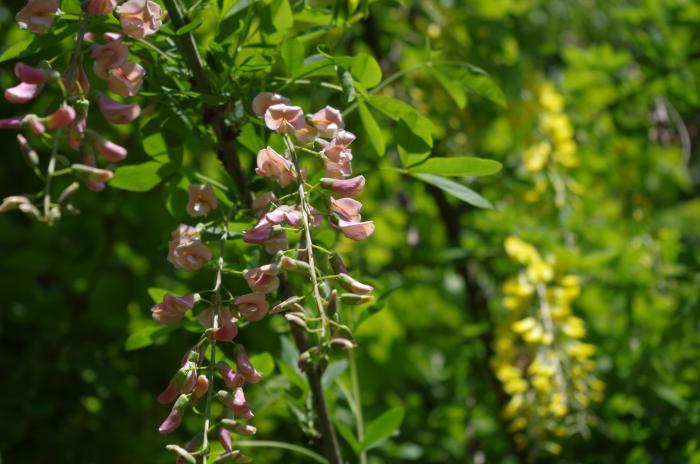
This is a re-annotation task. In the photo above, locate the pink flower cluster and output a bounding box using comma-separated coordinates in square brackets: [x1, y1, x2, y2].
[249, 92, 375, 242]
[0, 0, 161, 208]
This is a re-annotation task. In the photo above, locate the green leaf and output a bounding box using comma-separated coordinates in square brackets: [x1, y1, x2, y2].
[0, 24, 73, 63]
[125, 324, 177, 351]
[411, 173, 493, 208]
[249, 352, 276, 378]
[429, 67, 468, 109]
[351, 53, 382, 88]
[278, 359, 309, 394]
[409, 157, 502, 177]
[322, 360, 348, 388]
[358, 99, 385, 157]
[266, 0, 293, 31]
[367, 95, 415, 120]
[175, 16, 203, 35]
[110, 161, 172, 192]
[280, 37, 304, 77]
[396, 112, 433, 156]
[147, 287, 170, 303]
[360, 406, 405, 451]
[334, 419, 360, 454]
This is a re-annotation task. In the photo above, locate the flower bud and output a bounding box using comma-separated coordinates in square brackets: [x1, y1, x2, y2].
[320, 175, 365, 197]
[5, 82, 43, 104]
[218, 362, 246, 389]
[58, 182, 80, 203]
[17, 134, 39, 167]
[193, 375, 209, 399]
[98, 96, 141, 124]
[284, 313, 307, 329]
[330, 338, 356, 350]
[278, 255, 310, 273]
[270, 295, 305, 314]
[221, 419, 257, 436]
[336, 273, 374, 295]
[14, 62, 55, 84]
[70, 164, 114, 183]
[340, 293, 375, 305]
[0, 117, 23, 130]
[45, 106, 76, 130]
[235, 346, 263, 384]
[165, 445, 196, 464]
[219, 428, 233, 452]
[86, 129, 128, 162]
[23, 114, 45, 134]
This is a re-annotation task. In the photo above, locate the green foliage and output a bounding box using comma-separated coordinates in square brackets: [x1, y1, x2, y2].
[1, 0, 700, 463]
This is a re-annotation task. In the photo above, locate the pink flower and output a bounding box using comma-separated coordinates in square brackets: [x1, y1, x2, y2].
[16, 0, 58, 33]
[251, 191, 276, 211]
[294, 124, 317, 145]
[255, 147, 295, 187]
[329, 197, 375, 241]
[263, 230, 288, 255]
[252, 92, 291, 116]
[322, 130, 356, 160]
[320, 175, 365, 197]
[24, 114, 46, 134]
[66, 117, 87, 150]
[193, 375, 209, 399]
[243, 264, 280, 293]
[218, 362, 245, 389]
[225, 388, 254, 419]
[116, 0, 163, 38]
[91, 38, 129, 80]
[79, 147, 107, 192]
[265, 205, 302, 227]
[213, 307, 238, 342]
[167, 225, 212, 272]
[334, 219, 375, 241]
[264, 104, 305, 134]
[234, 293, 269, 322]
[219, 428, 233, 453]
[151, 293, 195, 324]
[324, 158, 353, 178]
[330, 197, 363, 222]
[5, 82, 42, 104]
[108, 61, 145, 97]
[186, 183, 218, 217]
[14, 62, 54, 84]
[45, 106, 76, 130]
[235, 347, 263, 384]
[85, 0, 117, 15]
[98, 96, 141, 124]
[86, 129, 128, 162]
[0, 117, 23, 130]
[158, 408, 182, 434]
[310, 106, 344, 138]
[243, 218, 274, 244]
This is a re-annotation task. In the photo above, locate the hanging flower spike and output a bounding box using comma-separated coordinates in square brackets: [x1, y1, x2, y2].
[264, 104, 305, 134]
[151, 293, 195, 324]
[310, 105, 344, 138]
[91, 37, 129, 80]
[5, 82, 43, 104]
[16, 0, 58, 33]
[85, 0, 117, 15]
[234, 293, 269, 322]
[116, 0, 163, 38]
[320, 175, 365, 197]
[186, 183, 218, 217]
[98, 95, 141, 124]
[252, 92, 291, 116]
[255, 147, 295, 187]
[243, 264, 280, 293]
[108, 61, 146, 97]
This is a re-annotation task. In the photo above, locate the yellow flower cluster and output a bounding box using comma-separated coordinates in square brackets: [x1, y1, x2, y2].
[491, 236, 604, 455]
[523, 82, 579, 173]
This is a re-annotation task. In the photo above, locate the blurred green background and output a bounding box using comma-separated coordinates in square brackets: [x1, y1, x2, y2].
[1, 0, 700, 462]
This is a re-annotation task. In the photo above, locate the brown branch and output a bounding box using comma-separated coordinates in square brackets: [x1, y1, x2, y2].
[162, 0, 249, 206]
